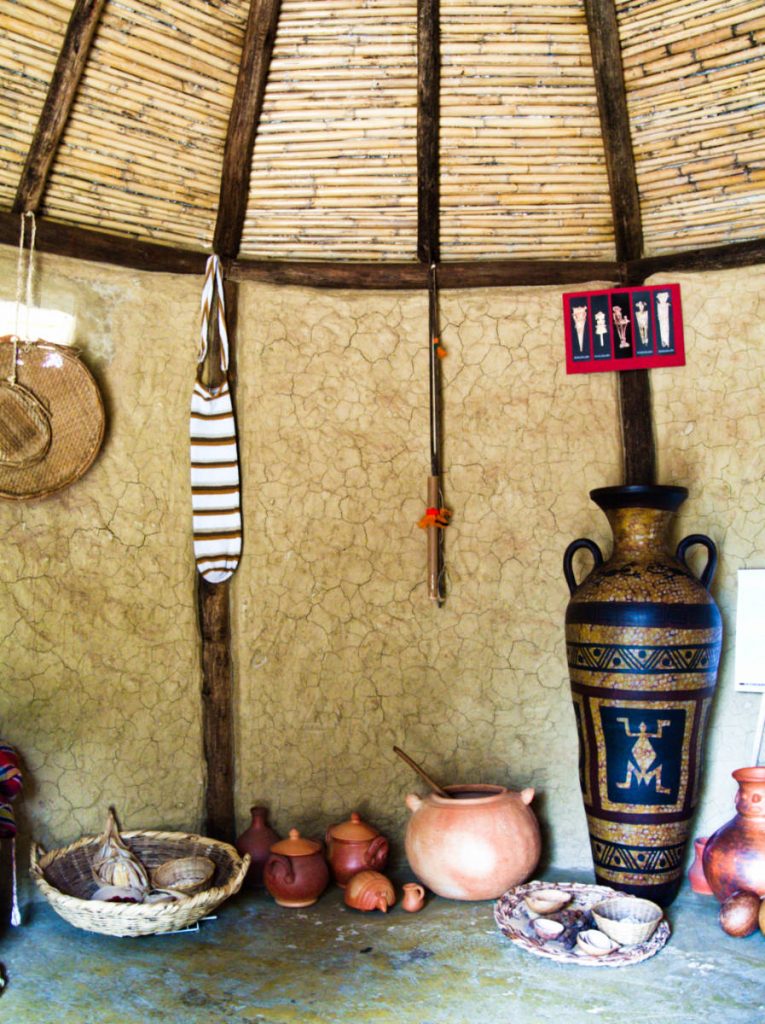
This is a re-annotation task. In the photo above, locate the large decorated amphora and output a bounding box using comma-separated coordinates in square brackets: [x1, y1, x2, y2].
[563, 485, 722, 907]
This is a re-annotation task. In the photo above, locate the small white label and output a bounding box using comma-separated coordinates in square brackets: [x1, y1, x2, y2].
[735, 568, 765, 692]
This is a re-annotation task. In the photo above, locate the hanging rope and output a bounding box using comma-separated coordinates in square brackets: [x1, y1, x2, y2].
[198, 254, 229, 373]
[9, 211, 37, 385]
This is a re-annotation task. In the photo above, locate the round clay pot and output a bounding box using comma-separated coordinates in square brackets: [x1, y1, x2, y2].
[236, 806, 280, 887]
[564, 485, 722, 907]
[264, 829, 329, 908]
[325, 812, 389, 887]
[404, 783, 541, 901]
[703, 767, 765, 902]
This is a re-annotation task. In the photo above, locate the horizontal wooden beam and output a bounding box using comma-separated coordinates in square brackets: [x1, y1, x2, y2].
[14, 0, 107, 214]
[3, 209, 765, 288]
[0, 210, 207, 274]
[229, 258, 620, 289]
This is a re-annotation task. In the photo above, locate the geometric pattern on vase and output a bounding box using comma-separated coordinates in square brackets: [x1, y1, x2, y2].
[567, 640, 720, 674]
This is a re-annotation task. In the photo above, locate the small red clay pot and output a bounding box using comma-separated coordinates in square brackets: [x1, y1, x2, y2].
[687, 836, 714, 896]
[236, 806, 280, 888]
[703, 767, 765, 902]
[344, 870, 396, 912]
[325, 812, 389, 887]
[264, 829, 329, 908]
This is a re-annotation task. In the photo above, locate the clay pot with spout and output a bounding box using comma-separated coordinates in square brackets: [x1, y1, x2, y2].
[325, 812, 389, 887]
[264, 829, 329, 908]
[344, 870, 396, 912]
[404, 783, 541, 900]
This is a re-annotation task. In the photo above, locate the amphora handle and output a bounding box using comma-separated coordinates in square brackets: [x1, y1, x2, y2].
[676, 533, 718, 590]
[563, 538, 603, 595]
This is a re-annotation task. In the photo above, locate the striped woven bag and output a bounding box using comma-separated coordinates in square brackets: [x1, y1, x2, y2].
[190, 256, 242, 583]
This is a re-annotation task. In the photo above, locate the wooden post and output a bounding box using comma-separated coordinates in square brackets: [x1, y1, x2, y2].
[417, 0, 440, 265]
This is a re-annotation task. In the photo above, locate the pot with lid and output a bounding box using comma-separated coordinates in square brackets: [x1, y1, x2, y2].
[264, 829, 329, 908]
[325, 811, 389, 887]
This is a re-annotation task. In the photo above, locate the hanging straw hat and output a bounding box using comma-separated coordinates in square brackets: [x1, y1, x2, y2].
[0, 336, 105, 500]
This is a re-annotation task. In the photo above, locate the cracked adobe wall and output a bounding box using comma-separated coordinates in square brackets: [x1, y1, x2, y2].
[0, 249, 762, 883]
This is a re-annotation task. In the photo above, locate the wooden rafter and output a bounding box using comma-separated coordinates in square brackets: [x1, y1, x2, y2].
[13, 0, 107, 215]
[417, 0, 440, 265]
[214, 0, 282, 259]
[583, 0, 643, 266]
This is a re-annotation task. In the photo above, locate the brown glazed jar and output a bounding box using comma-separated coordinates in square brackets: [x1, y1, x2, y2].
[702, 767, 765, 902]
[236, 806, 280, 887]
[264, 829, 329, 908]
[325, 812, 389, 887]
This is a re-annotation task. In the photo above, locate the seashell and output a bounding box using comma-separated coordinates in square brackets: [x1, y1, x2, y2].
[91, 808, 150, 894]
[576, 929, 619, 956]
[151, 856, 215, 895]
[343, 870, 396, 913]
[524, 888, 572, 915]
[532, 917, 564, 940]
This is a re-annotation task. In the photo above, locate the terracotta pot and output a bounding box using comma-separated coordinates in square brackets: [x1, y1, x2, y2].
[401, 881, 426, 912]
[564, 485, 722, 907]
[236, 806, 280, 887]
[687, 836, 714, 895]
[702, 767, 765, 902]
[404, 783, 540, 901]
[263, 829, 329, 908]
[325, 812, 389, 887]
[343, 870, 395, 912]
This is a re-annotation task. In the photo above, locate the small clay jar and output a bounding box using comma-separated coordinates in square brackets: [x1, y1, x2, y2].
[703, 767, 765, 902]
[236, 806, 280, 887]
[264, 829, 329, 908]
[344, 870, 396, 912]
[325, 812, 389, 887]
[687, 836, 713, 896]
[401, 881, 426, 913]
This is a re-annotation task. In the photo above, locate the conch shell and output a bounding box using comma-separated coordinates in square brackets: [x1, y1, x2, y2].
[91, 808, 150, 894]
[343, 870, 396, 912]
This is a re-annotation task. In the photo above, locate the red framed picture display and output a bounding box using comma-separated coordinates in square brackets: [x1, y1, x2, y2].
[563, 283, 685, 374]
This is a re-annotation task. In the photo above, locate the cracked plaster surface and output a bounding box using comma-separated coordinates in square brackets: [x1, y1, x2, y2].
[0, 249, 761, 888]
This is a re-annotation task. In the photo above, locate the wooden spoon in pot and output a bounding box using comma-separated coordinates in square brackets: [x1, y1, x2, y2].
[393, 746, 451, 798]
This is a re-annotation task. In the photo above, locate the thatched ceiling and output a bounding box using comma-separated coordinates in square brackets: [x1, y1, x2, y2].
[1, 0, 764, 284]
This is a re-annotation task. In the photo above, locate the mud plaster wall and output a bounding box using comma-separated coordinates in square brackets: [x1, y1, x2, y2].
[0, 249, 762, 893]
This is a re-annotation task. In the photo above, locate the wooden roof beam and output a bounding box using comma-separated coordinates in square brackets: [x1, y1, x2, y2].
[13, 0, 107, 215]
[214, 0, 282, 259]
[417, 0, 440, 265]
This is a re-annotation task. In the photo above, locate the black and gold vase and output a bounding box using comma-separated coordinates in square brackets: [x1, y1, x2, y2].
[563, 485, 722, 907]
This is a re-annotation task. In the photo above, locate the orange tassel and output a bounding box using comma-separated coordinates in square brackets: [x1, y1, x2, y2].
[434, 336, 447, 358]
[418, 507, 451, 529]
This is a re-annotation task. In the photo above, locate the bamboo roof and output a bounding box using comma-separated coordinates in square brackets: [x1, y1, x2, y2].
[1, 0, 764, 283]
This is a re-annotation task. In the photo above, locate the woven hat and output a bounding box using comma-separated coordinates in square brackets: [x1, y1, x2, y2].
[0, 336, 105, 500]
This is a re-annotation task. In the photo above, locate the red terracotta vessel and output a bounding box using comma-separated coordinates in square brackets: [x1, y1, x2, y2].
[687, 836, 714, 895]
[325, 812, 389, 887]
[236, 806, 280, 887]
[702, 767, 765, 902]
[264, 829, 329, 908]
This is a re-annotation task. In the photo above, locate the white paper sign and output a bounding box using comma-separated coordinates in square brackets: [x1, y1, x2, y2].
[734, 569, 765, 692]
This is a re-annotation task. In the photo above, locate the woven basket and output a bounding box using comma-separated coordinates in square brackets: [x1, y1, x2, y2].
[30, 829, 250, 937]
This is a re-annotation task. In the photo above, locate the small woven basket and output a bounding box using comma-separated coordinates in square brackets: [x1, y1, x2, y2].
[30, 829, 250, 937]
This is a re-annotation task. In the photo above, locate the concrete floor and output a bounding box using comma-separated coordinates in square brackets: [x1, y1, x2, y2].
[0, 871, 762, 1024]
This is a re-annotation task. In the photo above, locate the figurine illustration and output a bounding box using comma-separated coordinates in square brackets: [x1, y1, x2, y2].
[612, 304, 630, 349]
[656, 292, 671, 348]
[615, 719, 672, 795]
[594, 310, 607, 348]
[571, 305, 587, 353]
[635, 300, 649, 347]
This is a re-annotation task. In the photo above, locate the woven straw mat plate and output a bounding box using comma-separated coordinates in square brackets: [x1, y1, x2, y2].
[494, 880, 670, 967]
[0, 338, 104, 500]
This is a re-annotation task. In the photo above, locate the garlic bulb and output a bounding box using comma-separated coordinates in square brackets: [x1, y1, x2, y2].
[91, 808, 150, 893]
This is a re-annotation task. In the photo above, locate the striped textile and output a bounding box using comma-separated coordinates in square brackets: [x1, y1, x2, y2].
[190, 256, 242, 584]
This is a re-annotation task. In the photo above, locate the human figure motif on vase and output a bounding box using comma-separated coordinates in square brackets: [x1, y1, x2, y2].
[594, 310, 607, 349]
[612, 304, 630, 348]
[656, 292, 671, 348]
[635, 300, 649, 348]
[571, 305, 587, 353]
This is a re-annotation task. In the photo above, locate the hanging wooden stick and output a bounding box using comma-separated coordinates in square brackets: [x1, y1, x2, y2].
[418, 263, 450, 604]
